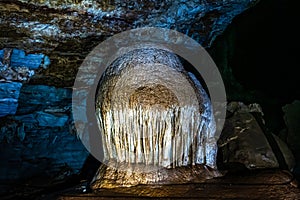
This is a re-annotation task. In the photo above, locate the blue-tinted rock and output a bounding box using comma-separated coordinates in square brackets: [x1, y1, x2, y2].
[0, 49, 4, 60]
[36, 111, 69, 127]
[0, 84, 88, 182]
[14, 114, 37, 124]
[0, 82, 22, 99]
[0, 82, 22, 117]
[0, 48, 51, 116]
[0, 124, 88, 181]
[17, 85, 72, 115]
[0, 0, 260, 184]
[0, 98, 18, 117]
[1, 48, 50, 82]
[6, 49, 50, 70]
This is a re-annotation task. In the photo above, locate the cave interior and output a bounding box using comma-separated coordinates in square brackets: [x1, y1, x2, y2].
[0, 0, 300, 199]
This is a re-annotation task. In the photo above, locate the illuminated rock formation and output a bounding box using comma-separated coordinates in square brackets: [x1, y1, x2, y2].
[92, 48, 221, 188]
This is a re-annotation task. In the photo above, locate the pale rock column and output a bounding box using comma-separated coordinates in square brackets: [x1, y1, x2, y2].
[92, 48, 221, 189]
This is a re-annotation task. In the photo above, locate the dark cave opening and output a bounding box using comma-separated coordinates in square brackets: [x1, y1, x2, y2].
[231, 0, 299, 97]
[1, 0, 300, 198]
[210, 0, 300, 133]
[209, 0, 300, 181]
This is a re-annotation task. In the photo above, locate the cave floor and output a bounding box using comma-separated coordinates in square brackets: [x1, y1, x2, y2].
[1, 169, 300, 200]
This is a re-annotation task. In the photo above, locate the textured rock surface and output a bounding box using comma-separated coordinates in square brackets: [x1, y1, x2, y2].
[93, 48, 220, 188]
[92, 162, 221, 189]
[58, 170, 300, 200]
[0, 48, 89, 182]
[0, 48, 50, 117]
[0, 82, 22, 117]
[0, 84, 88, 181]
[218, 102, 295, 170]
[283, 101, 300, 158]
[0, 0, 258, 87]
[0, 0, 259, 184]
[282, 100, 300, 176]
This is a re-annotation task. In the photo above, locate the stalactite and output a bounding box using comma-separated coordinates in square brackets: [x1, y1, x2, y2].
[92, 48, 220, 188]
[97, 105, 212, 168]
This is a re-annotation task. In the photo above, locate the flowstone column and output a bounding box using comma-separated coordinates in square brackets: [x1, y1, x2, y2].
[91, 48, 222, 189]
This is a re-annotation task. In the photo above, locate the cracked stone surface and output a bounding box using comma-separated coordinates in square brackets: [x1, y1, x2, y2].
[0, 0, 259, 183]
[0, 0, 258, 87]
[218, 102, 295, 171]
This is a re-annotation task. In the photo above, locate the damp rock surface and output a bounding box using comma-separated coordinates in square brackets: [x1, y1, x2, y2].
[0, 0, 258, 87]
[94, 48, 220, 187]
[0, 84, 88, 182]
[283, 101, 300, 157]
[0, 82, 22, 117]
[91, 162, 222, 189]
[0, 48, 88, 182]
[282, 100, 300, 176]
[0, 0, 259, 186]
[0, 48, 50, 117]
[219, 102, 295, 171]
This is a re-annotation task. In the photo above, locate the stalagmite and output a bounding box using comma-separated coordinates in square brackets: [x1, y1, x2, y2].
[91, 48, 221, 189]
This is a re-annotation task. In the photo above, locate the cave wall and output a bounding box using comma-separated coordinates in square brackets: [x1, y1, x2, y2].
[209, 0, 300, 178]
[1, 0, 299, 183]
[0, 83, 89, 182]
[0, 0, 258, 87]
[3, 0, 285, 183]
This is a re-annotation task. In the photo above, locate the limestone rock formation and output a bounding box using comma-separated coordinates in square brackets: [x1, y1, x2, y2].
[0, 82, 22, 117]
[0, 0, 259, 183]
[0, 48, 50, 117]
[92, 48, 220, 188]
[282, 101, 300, 176]
[0, 0, 258, 87]
[0, 84, 88, 181]
[219, 102, 295, 171]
